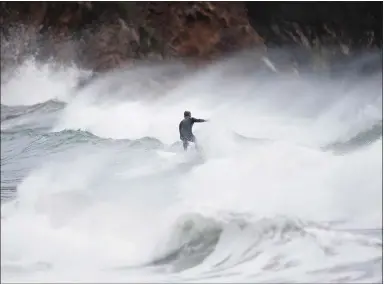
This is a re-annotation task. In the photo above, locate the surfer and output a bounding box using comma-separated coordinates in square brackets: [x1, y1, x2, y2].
[179, 111, 208, 151]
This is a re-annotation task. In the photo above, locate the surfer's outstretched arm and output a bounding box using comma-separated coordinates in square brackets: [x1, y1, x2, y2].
[192, 118, 208, 123]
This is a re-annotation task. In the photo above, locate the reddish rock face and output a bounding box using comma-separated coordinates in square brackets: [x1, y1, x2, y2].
[0, 2, 380, 73]
[144, 2, 263, 59]
[0, 2, 264, 71]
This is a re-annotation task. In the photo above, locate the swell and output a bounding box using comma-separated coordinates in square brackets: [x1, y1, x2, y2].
[1, 127, 177, 203]
[323, 120, 383, 154]
[145, 213, 382, 277]
[1, 101, 63, 119]
[2, 119, 381, 160]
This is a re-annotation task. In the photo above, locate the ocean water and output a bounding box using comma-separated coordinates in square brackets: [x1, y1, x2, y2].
[1, 52, 383, 283]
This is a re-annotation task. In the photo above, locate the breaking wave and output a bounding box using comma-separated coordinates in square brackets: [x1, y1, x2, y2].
[1, 51, 382, 283]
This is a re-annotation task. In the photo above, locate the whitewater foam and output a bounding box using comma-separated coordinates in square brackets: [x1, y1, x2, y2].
[1, 51, 382, 283]
[1, 57, 90, 106]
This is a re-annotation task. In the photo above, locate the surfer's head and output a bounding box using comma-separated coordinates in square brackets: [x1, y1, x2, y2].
[184, 110, 191, 118]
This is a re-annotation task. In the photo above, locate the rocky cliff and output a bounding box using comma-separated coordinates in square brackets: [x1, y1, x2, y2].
[1, 2, 382, 72]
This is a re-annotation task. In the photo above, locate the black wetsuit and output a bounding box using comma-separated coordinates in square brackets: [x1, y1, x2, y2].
[179, 117, 206, 150]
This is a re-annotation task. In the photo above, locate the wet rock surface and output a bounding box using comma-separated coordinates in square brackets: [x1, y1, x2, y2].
[1, 2, 381, 72]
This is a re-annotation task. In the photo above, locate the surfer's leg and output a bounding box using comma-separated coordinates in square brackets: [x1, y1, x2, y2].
[191, 136, 199, 150]
[182, 140, 188, 151]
